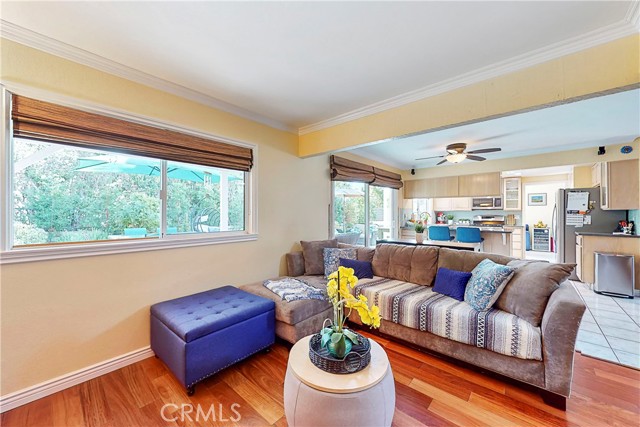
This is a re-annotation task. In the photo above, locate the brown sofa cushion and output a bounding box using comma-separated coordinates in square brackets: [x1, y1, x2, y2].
[338, 243, 375, 262]
[372, 244, 415, 282]
[437, 247, 513, 272]
[410, 246, 439, 286]
[301, 239, 338, 275]
[496, 260, 575, 327]
[286, 251, 306, 276]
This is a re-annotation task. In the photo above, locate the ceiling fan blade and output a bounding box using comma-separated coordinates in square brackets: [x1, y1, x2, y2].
[415, 154, 446, 160]
[466, 155, 486, 161]
[466, 148, 502, 154]
[436, 159, 448, 165]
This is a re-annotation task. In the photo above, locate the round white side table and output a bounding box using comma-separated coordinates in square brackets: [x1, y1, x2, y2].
[284, 334, 395, 427]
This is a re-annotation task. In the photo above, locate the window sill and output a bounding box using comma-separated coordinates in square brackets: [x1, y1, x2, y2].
[0, 233, 258, 264]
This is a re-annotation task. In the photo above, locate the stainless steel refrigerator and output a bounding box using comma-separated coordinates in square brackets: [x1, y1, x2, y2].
[553, 188, 626, 278]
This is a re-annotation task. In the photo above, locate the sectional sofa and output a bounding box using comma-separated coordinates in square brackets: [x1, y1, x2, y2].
[240, 241, 585, 409]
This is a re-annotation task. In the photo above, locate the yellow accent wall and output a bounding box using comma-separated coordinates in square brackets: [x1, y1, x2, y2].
[299, 34, 640, 157]
[0, 39, 330, 395]
[573, 165, 594, 188]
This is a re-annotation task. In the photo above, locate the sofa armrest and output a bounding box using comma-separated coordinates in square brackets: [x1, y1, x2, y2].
[540, 282, 586, 397]
[286, 252, 306, 277]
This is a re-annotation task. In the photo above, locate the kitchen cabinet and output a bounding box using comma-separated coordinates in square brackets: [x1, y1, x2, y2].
[577, 234, 639, 289]
[433, 197, 472, 211]
[458, 172, 501, 197]
[591, 162, 601, 187]
[504, 226, 525, 259]
[404, 176, 458, 198]
[576, 235, 583, 281]
[601, 159, 639, 210]
[480, 232, 511, 256]
[503, 177, 522, 211]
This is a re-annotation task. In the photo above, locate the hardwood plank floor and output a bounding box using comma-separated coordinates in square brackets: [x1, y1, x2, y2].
[2, 330, 639, 427]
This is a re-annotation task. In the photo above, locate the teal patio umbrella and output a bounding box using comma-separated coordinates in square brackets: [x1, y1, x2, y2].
[75, 155, 236, 183]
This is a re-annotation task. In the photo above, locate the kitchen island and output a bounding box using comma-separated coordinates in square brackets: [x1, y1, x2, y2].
[399, 225, 519, 257]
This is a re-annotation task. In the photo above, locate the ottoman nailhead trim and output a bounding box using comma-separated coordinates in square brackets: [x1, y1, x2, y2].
[187, 341, 274, 388]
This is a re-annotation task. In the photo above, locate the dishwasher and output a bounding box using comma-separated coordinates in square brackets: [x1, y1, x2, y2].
[594, 252, 635, 298]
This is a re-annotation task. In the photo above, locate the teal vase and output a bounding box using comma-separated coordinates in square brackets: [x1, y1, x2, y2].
[327, 335, 352, 359]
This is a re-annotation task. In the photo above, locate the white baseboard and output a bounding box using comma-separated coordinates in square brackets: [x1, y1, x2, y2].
[0, 347, 154, 413]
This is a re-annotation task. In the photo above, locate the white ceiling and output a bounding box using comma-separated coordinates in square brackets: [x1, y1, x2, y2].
[348, 89, 640, 170]
[0, 1, 637, 132]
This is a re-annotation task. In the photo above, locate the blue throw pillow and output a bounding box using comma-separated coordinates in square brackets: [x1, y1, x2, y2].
[323, 248, 357, 278]
[339, 258, 374, 279]
[433, 267, 472, 301]
[464, 259, 515, 311]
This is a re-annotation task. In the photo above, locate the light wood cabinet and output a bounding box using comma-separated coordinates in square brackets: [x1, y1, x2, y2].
[458, 172, 501, 197]
[576, 235, 583, 281]
[577, 234, 639, 289]
[591, 162, 602, 187]
[480, 232, 511, 256]
[433, 197, 472, 211]
[601, 159, 639, 210]
[400, 229, 416, 239]
[404, 176, 458, 198]
[504, 226, 525, 259]
[503, 177, 522, 211]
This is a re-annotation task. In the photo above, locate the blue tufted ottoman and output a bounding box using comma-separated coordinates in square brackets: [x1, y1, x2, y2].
[150, 285, 275, 395]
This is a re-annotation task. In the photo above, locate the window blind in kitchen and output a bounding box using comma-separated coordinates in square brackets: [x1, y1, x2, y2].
[330, 155, 402, 189]
[11, 95, 253, 172]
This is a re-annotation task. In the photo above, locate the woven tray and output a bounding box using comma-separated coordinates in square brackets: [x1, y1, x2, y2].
[308, 331, 371, 374]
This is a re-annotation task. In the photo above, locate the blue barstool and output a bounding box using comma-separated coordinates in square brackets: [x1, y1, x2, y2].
[456, 227, 484, 252]
[428, 225, 452, 241]
[456, 226, 484, 242]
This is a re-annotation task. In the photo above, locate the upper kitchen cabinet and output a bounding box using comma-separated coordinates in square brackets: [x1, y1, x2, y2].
[404, 176, 459, 198]
[601, 159, 639, 210]
[433, 197, 472, 211]
[458, 172, 501, 197]
[503, 177, 522, 211]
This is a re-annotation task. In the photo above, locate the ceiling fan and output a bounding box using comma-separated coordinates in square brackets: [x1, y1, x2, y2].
[415, 142, 501, 165]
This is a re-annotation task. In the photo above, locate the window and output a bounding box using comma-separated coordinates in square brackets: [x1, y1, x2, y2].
[2, 90, 256, 262]
[329, 155, 401, 247]
[332, 182, 397, 247]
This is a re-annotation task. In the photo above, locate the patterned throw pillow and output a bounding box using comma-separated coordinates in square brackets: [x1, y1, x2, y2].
[323, 248, 357, 278]
[464, 259, 515, 311]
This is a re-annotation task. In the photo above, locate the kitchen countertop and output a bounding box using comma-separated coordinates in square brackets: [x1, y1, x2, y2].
[575, 231, 640, 239]
[401, 225, 516, 233]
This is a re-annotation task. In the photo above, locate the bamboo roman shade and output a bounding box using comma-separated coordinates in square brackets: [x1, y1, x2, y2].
[330, 155, 402, 189]
[11, 95, 253, 172]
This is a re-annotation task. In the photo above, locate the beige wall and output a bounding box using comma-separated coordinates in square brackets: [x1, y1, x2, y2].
[299, 34, 640, 157]
[573, 165, 593, 188]
[0, 39, 330, 395]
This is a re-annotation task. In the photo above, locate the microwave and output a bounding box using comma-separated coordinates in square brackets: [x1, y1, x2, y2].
[472, 197, 502, 210]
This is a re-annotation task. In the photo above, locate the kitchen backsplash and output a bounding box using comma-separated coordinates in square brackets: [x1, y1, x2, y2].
[435, 210, 522, 225]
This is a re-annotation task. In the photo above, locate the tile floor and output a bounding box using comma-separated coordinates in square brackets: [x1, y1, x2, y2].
[524, 250, 557, 263]
[572, 281, 640, 369]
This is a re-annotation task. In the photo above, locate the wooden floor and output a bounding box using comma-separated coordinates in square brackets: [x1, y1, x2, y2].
[2, 330, 639, 427]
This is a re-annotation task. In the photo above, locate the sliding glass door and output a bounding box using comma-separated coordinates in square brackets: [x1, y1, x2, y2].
[332, 181, 397, 247]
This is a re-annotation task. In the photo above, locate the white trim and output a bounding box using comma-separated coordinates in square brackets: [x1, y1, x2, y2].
[0, 85, 259, 264]
[0, 233, 258, 264]
[299, 12, 640, 135]
[0, 347, 154, 413]
[0, 20, 295, 134]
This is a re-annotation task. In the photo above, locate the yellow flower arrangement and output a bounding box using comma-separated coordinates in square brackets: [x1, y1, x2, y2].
[321, 266, 381, 358]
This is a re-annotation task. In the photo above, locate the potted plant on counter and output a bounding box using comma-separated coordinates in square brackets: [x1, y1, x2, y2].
[446, 214, 455, 225]
[415, 221, 425, 243]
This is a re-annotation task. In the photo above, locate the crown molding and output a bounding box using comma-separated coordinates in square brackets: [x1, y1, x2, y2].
[299, 11, 640, 135]
[0, 20, 296, 133]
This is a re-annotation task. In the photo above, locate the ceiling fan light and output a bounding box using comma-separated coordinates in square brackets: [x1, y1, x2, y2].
[446, 153, 467, 163]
